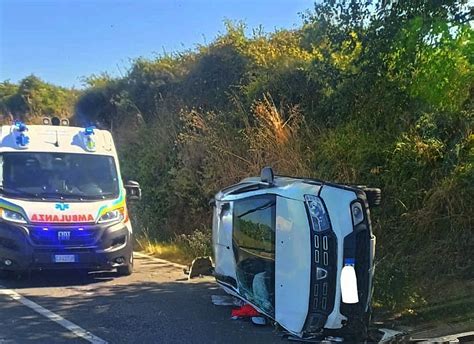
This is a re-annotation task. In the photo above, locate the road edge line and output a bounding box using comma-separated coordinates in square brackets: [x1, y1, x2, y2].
[0, 285, 108, 344]
[133, 251, 187, 269]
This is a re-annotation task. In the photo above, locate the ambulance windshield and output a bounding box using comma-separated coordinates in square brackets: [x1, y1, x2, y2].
[0, 152, 119, 200]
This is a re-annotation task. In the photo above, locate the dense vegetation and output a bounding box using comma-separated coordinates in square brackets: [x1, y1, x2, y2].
[1, 0, 472, 315]
[0, 75, 78, 123]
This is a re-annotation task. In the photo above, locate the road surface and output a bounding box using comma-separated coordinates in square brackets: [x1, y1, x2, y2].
[0, 254, 277, 344]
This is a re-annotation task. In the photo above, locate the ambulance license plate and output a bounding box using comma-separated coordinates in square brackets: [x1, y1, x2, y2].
[53, 254, 77, 263]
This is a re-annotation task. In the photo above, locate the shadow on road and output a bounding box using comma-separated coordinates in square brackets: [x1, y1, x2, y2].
[0, 258, 278, 344]
[0, 269, 118, 289]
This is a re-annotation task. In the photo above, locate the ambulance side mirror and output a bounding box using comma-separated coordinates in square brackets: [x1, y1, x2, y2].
[125, 180, 142, 201]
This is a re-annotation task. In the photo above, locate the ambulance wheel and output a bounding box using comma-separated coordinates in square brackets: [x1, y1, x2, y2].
[117, 265, 133, 276]
[116, 254, 133, 276]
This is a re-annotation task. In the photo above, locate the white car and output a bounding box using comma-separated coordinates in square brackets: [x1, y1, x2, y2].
[211, 167, 380, 340]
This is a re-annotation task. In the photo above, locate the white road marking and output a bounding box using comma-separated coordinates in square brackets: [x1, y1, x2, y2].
[0, 286, 107, 344]
[0, 252, 182, 343]
[133, 251, 187, 269]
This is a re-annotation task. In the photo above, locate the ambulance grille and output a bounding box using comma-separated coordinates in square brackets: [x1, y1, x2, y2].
[29, 227, 97, 246]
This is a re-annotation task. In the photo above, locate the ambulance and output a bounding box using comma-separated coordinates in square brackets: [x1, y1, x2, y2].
[212, 167, 381, 340]
[0, 118, 141, 277]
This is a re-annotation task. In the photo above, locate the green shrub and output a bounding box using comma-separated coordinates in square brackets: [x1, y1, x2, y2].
[174, 229, 213, 259]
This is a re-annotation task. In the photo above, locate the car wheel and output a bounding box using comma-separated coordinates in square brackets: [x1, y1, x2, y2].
[363, 188, 382, 208]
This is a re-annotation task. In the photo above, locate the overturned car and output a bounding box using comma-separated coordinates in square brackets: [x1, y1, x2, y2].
[211, 167, 381, 339]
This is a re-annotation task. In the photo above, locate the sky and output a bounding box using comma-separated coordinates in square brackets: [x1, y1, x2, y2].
[0, 0, 314, 88]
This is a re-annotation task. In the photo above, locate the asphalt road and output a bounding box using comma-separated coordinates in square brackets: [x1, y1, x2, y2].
[0, 254, 277, 344]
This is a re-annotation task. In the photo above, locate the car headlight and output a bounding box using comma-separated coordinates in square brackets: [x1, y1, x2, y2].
[97, 208, 125, 224]
[1, 208, 28, 224]
[351, 202, 364, 226]
[304, 195, 331, 232]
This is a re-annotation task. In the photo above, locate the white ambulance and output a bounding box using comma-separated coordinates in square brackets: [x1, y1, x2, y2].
[212, 167, 381, 340]
[0, 118, 140, 277]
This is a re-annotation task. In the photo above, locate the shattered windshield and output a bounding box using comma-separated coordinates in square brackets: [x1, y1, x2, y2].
[0, 152, 119, 200]
[233, 195, 276, 315]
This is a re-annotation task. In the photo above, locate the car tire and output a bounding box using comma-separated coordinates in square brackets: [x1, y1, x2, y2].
[363, 188, 382, 208]
[346, 318, 368, 343]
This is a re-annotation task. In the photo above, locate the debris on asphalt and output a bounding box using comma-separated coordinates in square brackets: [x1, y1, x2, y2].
[211, 295, 268, 327]
[184, 256, 213, 279]
[251, 316, 268, 326]
[409, 331, 474, 343]
[211, 294, 244, 307]
[373, 328, 407, 343]
[231, 304, 260, 319]
[283, 328, 407, 343]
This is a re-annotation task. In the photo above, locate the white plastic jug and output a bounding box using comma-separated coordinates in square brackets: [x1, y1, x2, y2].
[341, 260, 359, 304]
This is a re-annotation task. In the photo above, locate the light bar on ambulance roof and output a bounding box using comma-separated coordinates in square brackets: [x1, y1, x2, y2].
[81, 126, 97, 151]
[14, 120, 27, 132]
[12, 120, 30, 148]
[85, 126, 95, 135]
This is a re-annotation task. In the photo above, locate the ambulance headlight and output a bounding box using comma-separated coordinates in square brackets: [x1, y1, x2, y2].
[1, 209, 27, 224]
[97, 208, 125, 224]
[304, 195, 331, 232]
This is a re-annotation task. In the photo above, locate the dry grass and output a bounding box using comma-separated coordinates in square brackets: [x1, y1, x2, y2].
[244, 94, 311, 177]
[395, 279, 474, 327]
[136, 237, 193, 265]
[135, 229, 212, 265]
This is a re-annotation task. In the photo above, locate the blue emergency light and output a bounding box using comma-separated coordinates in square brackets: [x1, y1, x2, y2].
[82, 126, 97, 151]
[13, 121, 30, 148]
[14, 120, 27, 132]
[84, 126, 95, 135]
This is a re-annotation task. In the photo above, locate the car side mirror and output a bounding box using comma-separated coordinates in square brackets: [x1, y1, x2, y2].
[260, 166, 274, 185]
[125, 180, 141, 201]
